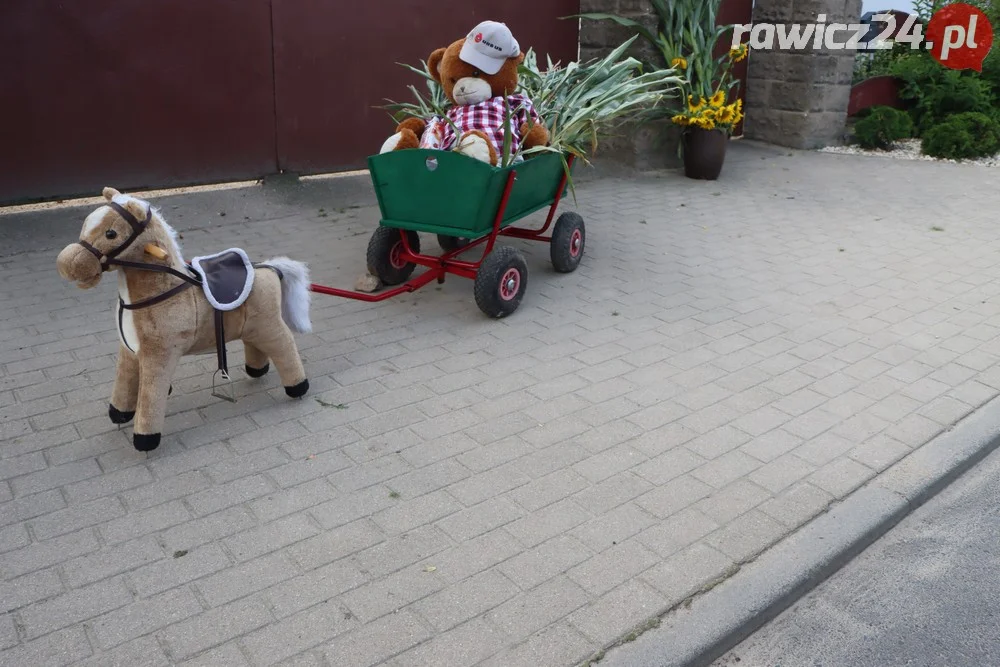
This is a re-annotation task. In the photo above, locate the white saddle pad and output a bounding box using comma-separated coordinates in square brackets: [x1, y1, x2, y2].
[189, 248, 255, 311]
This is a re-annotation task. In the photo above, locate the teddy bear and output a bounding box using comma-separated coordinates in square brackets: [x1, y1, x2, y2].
[379, 20, 549, 166]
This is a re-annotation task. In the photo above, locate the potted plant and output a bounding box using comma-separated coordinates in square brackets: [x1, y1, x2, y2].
[573, 0, 746, 180]
[670, 48, 746, 180]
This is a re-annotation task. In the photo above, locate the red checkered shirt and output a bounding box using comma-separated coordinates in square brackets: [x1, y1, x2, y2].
[419, 93, 543, 159]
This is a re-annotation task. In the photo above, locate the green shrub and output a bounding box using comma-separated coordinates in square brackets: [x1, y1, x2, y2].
[890, 52, 995, 135]
[955, 1, 1000, 103]
[921, 112, 1000, 160]
[952, 112, 1000, 153]
[853, 106, 914, 149]
[895, 2, 1000, 126]
[852, 42, 911, 85]
[980, 38, 1000, 100]
[922, 123, 975, 159]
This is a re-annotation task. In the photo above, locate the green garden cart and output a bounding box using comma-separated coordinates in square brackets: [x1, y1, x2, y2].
[309, 148, 586, 318]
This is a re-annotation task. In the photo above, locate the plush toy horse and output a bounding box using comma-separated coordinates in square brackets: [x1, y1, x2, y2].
[56, 187, 312, 452]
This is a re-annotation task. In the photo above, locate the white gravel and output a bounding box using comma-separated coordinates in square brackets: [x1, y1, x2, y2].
[818, 138, 1000, 167]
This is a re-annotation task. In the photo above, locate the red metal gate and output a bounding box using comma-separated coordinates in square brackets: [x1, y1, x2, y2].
[0, 0, 278, 205]
[0, 1, 580, 205]
[271, 1, 581, 175]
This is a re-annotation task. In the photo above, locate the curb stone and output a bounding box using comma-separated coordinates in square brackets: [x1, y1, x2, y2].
[588, 390, 1000, 667]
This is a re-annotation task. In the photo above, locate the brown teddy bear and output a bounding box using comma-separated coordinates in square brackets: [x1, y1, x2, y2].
[380, 21, 549, 166]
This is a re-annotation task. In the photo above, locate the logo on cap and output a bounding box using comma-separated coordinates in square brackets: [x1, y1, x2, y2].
[460, 20, 518, 73]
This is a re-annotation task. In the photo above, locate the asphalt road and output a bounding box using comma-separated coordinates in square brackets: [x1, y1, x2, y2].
[712, 444, 1000, 667]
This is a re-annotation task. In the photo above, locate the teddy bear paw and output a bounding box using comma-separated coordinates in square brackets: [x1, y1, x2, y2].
[455, 132, 497, 165]
[380, 132, 405, 154]
[380, 128, 421, 154]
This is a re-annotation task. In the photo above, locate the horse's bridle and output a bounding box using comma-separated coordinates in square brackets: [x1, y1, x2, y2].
[77, 201, 204, 310]
[78, 201, 154, 271]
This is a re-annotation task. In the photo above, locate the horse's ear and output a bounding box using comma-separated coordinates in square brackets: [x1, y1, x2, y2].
[102, 187, 120, 201]
[123, 198, 148, 221]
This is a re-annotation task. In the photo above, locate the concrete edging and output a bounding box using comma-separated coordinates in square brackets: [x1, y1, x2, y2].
[593, 390, 1000, 667]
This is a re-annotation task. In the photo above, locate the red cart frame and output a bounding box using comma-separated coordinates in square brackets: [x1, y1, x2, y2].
[309, 153, 581, 318]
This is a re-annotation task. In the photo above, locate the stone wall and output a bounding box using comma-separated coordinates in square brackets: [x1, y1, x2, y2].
[743, 0, 863, 148]
[577, 0, 683, 170]
[578, 0, 862, 160]
[578, 0, 663, 65]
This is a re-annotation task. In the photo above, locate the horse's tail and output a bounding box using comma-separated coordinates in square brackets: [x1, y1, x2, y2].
[262, 257, 312, 334]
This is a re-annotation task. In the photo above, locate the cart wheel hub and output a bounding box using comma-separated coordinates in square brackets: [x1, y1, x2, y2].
[389, 243, 406, 270]
[500, 268, 521, 301]
[570, 230, 582, 257]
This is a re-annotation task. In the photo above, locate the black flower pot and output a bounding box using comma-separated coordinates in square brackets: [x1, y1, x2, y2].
[683, 128, 728, 180]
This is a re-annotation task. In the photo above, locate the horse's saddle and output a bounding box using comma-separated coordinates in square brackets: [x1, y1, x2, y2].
[186, 248, 260, 402]
[118, 245, 281, 404]
[188, 248, 255, 311]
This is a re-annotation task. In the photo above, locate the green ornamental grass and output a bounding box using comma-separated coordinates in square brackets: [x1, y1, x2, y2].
[382, 34, 685, 167]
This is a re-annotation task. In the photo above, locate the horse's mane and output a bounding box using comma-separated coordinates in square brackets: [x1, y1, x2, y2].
[149, 206, 184, 259]
[110, 193, 184, 260]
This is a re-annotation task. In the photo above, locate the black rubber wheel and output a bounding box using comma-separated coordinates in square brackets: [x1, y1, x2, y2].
[550, 212, 586, 273]
[474, 246, 528, 318]
[437, 234, 470, 253]
[367, 227, 420, 286]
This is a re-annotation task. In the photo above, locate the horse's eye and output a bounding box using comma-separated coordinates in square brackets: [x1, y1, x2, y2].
[472, 70, 480, 77]
[105, 229, 118, 240]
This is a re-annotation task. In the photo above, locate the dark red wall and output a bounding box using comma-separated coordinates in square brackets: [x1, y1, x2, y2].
[848, 76, 904, 116]
[272, 1, 582, 175]
[0, 1, 580, 205]
[717, 0, 755, 137]
[0, 1, 278, 204]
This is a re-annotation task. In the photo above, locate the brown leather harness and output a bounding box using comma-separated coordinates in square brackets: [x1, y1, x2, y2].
[77, 202, 282, 401]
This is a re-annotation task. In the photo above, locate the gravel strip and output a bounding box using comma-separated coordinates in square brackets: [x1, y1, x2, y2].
[819, 138, 1000, 167]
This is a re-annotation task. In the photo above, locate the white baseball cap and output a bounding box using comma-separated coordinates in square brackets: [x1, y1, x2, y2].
[459, 21, 520, 75]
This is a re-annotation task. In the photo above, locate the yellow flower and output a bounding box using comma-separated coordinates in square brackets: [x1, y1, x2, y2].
[709, 91, 726, 107]
[702, 108, 718, 121]
[671, 114, 690, 126]
[690, 116, 715, 130]
[687, 95, 706, 112]
[729, 44, 748, 62]
[671, 57, 688, 70]
[718, 105, 735, 123]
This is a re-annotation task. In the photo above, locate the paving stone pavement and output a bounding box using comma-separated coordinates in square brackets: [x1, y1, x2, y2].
[2, 140, 1000, 666]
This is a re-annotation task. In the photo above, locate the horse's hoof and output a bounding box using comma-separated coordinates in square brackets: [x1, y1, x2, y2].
[246, 363, 270, 378]
[285, 379, 309, 398]
[109, 404, 135, 424]
[133, 433, 161, 452]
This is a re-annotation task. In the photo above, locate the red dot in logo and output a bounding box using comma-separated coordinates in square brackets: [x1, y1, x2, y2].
[927, 2, 993, 72]
[475, 33, 483, 43]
